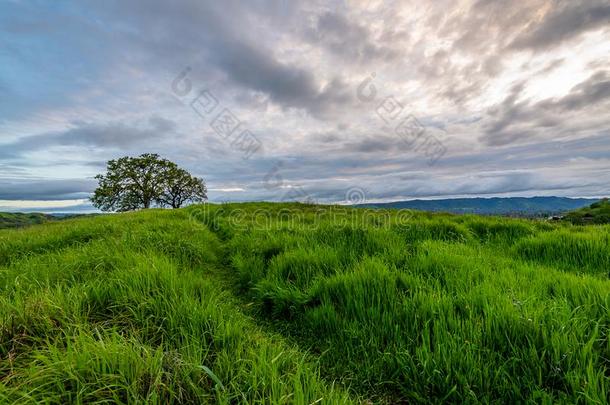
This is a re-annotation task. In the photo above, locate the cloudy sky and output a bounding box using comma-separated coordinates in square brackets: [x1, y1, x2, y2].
[1, 0, 609, 211]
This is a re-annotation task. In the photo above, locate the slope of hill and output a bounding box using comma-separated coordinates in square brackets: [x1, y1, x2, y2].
[357, 196, 599, 216]
[0, 212, 53, 229]
[564, 198, 610, 224]
[0, 203, 609, 403]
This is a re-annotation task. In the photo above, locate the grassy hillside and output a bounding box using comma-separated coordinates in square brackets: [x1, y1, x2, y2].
[564, 198, 610, 225]
[0, 204, 608, 403]
[0, 212, 53, 229]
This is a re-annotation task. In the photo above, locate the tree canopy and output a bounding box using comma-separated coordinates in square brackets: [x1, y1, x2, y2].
[91, 154, 207, 212]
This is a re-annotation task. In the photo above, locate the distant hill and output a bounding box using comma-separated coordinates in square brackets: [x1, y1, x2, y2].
[0, 212, 54, 229]
[564, 198, 610, 225]
[0, 212, 92, 229]
[356, 196, 601, 216]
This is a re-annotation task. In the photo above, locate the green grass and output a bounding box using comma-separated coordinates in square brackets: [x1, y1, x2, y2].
[564, 198, 610, 225]
[1, 203, 609, 403]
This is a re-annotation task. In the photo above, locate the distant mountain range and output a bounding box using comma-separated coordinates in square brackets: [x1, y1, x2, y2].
[356, 197, 602, 216]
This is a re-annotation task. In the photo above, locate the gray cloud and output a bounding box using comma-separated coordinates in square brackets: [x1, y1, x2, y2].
[232, 165, 607, 203]
[305, 11, 400, 64]
[420, 0, 610, 106]
[481, 71, 610, 146]
[344, 136, 399, 153]
[511, 0, 610, 50]
[87, 0, 355, 119]
[215, 37, 353, 118]
[0, 178, 96, 200]
[0, 116, 177, 158]
[551, 70, 610, 110]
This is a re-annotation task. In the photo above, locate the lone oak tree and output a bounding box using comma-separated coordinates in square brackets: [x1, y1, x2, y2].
[91, 154, 207, 212]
